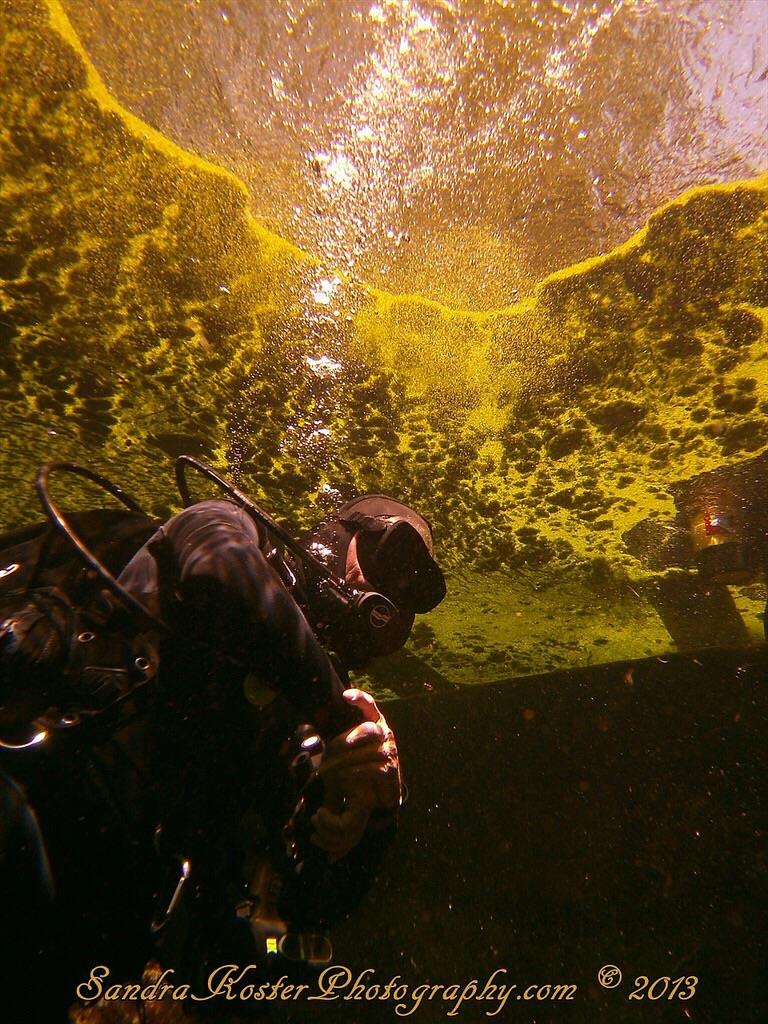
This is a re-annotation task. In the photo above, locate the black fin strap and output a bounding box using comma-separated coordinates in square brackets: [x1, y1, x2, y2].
[338, 512, 387, 534]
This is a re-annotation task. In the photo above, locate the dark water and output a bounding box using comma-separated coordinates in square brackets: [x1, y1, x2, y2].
[329, 648, 768, 1024]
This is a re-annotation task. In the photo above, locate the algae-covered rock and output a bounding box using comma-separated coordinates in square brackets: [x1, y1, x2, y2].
[1, 0, 767, 687]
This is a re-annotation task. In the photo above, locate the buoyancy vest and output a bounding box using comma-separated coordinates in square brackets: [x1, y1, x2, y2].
[0, 509, 162, 746]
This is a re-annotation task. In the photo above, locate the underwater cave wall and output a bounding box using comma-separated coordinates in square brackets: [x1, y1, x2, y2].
[1, 0, 767, 684]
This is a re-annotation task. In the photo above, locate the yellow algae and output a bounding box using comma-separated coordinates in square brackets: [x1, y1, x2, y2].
[1, 0, 767, 687]
[44, 0, 305, 268]
[524, 172, 768, 304]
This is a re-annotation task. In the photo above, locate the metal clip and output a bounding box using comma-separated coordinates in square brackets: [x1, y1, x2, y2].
[0, 727, 48, 751]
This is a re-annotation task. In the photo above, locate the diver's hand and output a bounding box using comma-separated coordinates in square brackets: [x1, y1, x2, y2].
[311, 688, 401, 862]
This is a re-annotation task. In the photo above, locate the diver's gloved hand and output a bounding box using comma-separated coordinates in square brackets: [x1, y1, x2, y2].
[311, 688, 401, 862]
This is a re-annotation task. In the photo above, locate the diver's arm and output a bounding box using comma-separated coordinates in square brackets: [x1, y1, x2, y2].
[154, 503, 401, 851]
[152, 500, 355, 737]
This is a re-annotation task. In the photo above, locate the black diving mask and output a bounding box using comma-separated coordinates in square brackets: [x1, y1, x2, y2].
[300, 496, 446, 668]
[344, 515, 446, 615]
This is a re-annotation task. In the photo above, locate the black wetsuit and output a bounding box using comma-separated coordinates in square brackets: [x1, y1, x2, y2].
[0, 499, 382, 1020]
[119, 498, 350, 729]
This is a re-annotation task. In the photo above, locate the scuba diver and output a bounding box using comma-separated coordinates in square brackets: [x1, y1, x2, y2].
[0, 458, 446, 1020]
